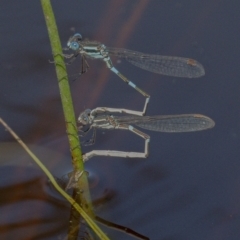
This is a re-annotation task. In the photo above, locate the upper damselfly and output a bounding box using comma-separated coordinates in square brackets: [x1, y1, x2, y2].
[63, 33, 205, 116]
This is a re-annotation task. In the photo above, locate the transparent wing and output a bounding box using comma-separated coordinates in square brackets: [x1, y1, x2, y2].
[106, 47, 205, 78]
[114, 114, 215, 132]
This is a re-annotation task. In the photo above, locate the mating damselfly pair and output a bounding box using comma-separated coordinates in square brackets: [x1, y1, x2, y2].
[63, 33, 214, 160]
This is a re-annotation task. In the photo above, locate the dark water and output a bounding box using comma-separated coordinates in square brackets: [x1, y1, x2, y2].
[1, 0, 240, 239]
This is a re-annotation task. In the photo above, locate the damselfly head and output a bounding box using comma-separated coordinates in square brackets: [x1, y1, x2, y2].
[67, 33, 82, 50]
[78, 109, 92, 125]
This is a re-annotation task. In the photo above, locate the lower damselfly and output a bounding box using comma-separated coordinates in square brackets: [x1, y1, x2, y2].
[63, 33, 205, 116]
[78, 107, 214, 161]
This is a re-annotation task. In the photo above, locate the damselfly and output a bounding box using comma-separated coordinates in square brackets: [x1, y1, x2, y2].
[78, 107, 214, 161]
[64, 33, 205, 116]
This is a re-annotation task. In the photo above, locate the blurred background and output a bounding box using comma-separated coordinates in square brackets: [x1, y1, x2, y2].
[0, 0, 240, 239]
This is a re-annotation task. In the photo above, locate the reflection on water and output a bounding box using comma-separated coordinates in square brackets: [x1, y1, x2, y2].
[0, 143, 96, 239]
[0, 166, 69, 240]
[0, 142, 119, 239]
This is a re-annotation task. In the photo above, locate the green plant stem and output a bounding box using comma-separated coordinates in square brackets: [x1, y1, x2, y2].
[40, 0, 101, 238]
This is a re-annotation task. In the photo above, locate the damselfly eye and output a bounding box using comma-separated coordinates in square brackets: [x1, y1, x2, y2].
[69, 42, 79, 51]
